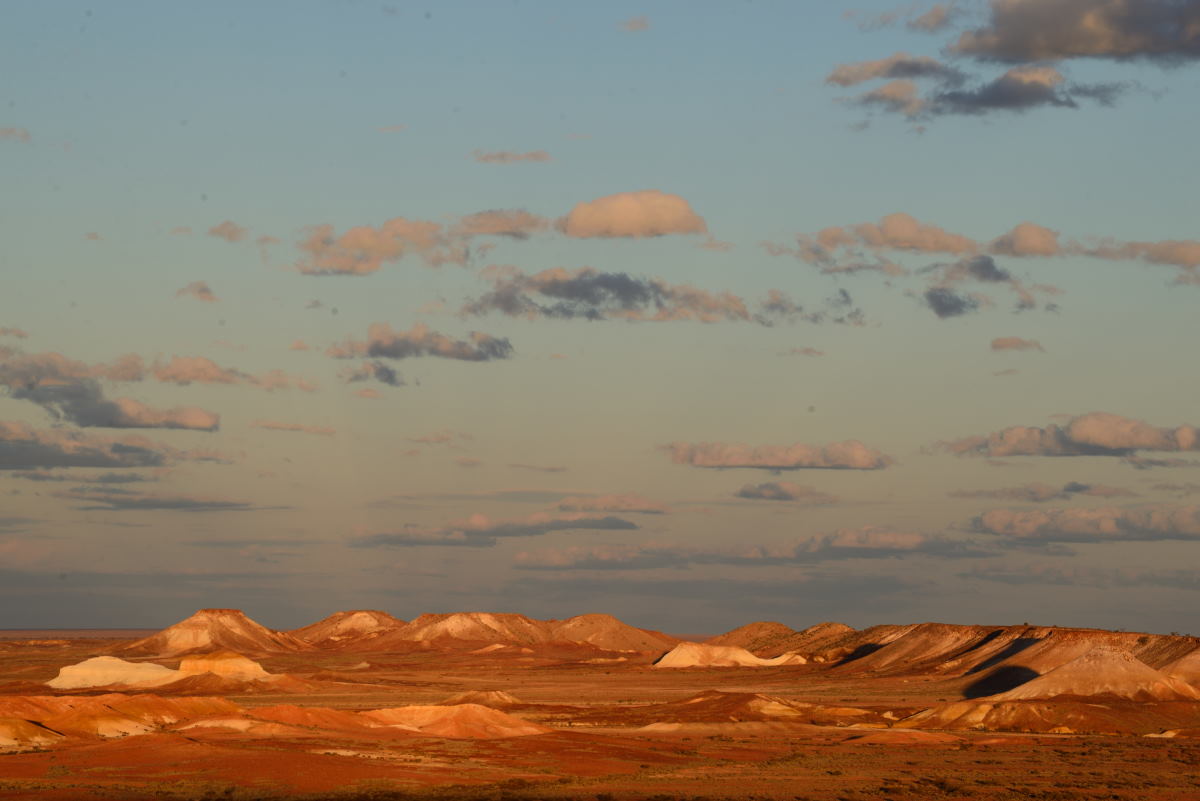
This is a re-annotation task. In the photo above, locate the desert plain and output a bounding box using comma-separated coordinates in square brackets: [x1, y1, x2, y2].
[0, 609, 1198, 800]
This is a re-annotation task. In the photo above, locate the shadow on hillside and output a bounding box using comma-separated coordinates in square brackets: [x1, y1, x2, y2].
[965, 637, 1041, 675]
[962, 665, 1040, 698]
[834, 642, 886, 666]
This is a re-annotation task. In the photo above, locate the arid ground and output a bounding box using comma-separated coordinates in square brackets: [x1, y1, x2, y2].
[2, 611, 1199, 800]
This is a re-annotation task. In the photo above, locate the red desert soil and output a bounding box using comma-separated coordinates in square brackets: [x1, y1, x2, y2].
[1, 609, 1199, 800]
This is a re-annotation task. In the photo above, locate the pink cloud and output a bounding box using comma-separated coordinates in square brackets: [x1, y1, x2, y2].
[558, 493, 668, 515]
[207, 220, 248, 243]
[560, 190, 707, 239]
[252, 420, 336, 436]
[0, 128, 31, 143]
[990, 336, 1043, 352]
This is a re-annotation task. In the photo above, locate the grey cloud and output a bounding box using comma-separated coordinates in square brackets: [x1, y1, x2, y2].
[348, 512, 638, 549]
[10, 470, 150, 483]
[462, 266, 856, 327]
[923, 287, 979, 317]
[53, 487, 275, 513]
[4, 374, 219, 432]
[953, 0, 1200, 64]
[950, 481, 1135, 503]
[328, 322, 513, 362]
[734, 482, 839, 504]
[515, 528, 994, 571]
[0, 422, 171, 470]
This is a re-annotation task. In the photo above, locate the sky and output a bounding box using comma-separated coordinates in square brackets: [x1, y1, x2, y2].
[2, 0, 1199, 634]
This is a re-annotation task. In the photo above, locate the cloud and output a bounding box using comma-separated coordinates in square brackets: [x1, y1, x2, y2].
[965, 564, 1200, 592]
[454, 209, 549, 239]
[943, 412, 1200, 458]
[0, 328, 29, 339]
[826, 52, 964, 87]
[408, 429, 472, 446]
[462, 266, 857, 326]
[991, 336, 1044, 351]
[0, 357, 219, 431]
[515, 526, 992, 570]
[207, 220, 248, 243]
[327, 322, 513, 362]
[289, 339, 310, 351]
[950, 481, 1136, 503]
[559, 190, 707, 239]
[923, 287, 980, 318]
[295, 217, 466, 275]
[910, 2, 959, 31]
[665, 440, 892, 472]
[10, 470, 150, 484]
[0, 348, 147, 384]
[252, 420, 336, 436]
[973, 504, 1200, 542]
[378, 124, 407, 133]
[341, 360, 406, 387]
[151, 356, 315, 391]
[348, 511, 638, 549]
[928, 65, 1127, 115]
[619, 15, 649, 32]
[472, 150, 552, 164]
[176, 281, 218, 303]
[0, 128, 31, 143]
[0, 422, 174, 470]
[990, 222, 1061, 256]
[734, 482, 839, 504]
[557, 493, 668, 515]
[53, 487, 267, 513]
[952, 0, 1200, 64]
[784, 347, 825, 357]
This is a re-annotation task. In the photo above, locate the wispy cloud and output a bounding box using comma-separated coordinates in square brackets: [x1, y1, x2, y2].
[251, 420, 336, 436]
[665, 440, 892, 471]
[348, 511, 638, 548]
[327, 322, 513, 362]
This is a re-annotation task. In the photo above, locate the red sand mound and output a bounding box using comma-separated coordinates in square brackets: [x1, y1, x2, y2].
[438, 690, 524, 708]
[124, 609, 310, 657]
[360, 703, 550, 738]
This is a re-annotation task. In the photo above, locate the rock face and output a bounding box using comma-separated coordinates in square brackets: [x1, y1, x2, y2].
[652, 642, 807, 668]
[46, 656, 180, 690]
[1161, 647, 1200, 687]
[991, 647, 1200, 702]
[124, 609, 309, 656]
[289, 610, 406, 647]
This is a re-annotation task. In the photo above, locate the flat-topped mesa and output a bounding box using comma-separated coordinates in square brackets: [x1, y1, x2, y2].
[991, 646, 1200, 703]
[289, 610, 406, 646]
[123, 608, 310, 657]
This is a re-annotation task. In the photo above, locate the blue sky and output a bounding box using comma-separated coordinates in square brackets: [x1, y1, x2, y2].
[2, 0, 1199, 633]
